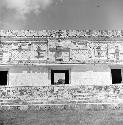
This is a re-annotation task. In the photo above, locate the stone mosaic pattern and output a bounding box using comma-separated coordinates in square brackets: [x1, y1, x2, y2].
[1, 30, 123, 64]
[1, 30, 123, 38]
[0, 85, 123, 106]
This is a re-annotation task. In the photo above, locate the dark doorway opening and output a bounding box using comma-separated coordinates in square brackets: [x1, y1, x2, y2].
[111, 69, 122, 84]
[51, 70, 69, 85]
[0, 71, 8, 85]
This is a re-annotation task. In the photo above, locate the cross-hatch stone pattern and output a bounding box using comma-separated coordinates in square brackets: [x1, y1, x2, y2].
[1, 30, 123, 64]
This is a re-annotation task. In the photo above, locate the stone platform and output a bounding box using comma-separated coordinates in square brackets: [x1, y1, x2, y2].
[0, 85, 123, 125]
[0, 85, 123, 106]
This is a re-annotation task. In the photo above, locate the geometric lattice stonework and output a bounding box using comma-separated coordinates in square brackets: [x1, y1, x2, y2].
[71, 49, 89, 62]
[11, 50, 30, 61]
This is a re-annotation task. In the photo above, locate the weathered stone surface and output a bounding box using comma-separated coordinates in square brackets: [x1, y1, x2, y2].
[0, 85, 123, 105]
[1, 30, 123, 38]
[0, 30, 123, 64]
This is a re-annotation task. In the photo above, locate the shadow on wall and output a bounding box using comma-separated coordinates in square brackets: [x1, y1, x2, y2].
[9, 66, 48, 73]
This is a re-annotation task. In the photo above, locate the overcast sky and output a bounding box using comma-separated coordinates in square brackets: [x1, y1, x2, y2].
[0, 0, 123, 30]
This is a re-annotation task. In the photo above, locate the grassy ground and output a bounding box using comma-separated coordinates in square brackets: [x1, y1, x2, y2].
[0, 105, 123, 125]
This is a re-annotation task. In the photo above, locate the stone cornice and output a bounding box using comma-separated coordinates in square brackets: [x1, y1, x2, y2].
[1, 30, 123, 41]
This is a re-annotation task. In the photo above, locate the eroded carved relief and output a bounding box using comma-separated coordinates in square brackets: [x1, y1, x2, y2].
[0, 85, 122, 105]
[1, 30, 123, 64]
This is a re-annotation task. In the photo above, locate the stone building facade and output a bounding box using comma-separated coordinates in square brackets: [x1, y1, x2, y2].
[1, 30, 123, 86]
[0, 30, 123, 105]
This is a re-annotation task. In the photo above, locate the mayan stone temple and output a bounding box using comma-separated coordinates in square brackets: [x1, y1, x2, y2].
[1, 30, 123, 124]
[0, 30, 123, 102]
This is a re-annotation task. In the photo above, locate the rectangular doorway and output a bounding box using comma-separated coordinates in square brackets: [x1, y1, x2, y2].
[111, 69, 122, 84]
[0, 71, 8, 85]
[51, 70, 69, 85]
